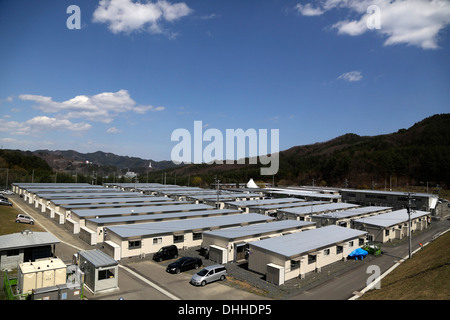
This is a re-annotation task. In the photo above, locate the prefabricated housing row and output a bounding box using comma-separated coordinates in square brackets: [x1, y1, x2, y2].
[65, 203, 215, 234]
[311, 206, 393, 228]
[82, 208, 243, 245]
[203, 220, 316, 263]
[224, 198, 306, 213]
[277, 203, 360, 221]
[262, 188, 342, 203]
[248, 201, 328, 216]
[352, 209, 431, 243]
[247, 225, 367, 285]
[341, 189, 438, 211]
[103, 213, 275, 260]
[47, 195, 173, 217]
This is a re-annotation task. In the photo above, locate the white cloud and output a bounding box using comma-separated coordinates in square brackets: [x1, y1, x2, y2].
[294, 3, 325, 16]
[0, 116, 91, 135]
[295, 0, 450, 49]
[106, 126, 122, 133]
[92, 0, 192, 35]
[337, 71, 363, 82]
[19, 89, 164, 123]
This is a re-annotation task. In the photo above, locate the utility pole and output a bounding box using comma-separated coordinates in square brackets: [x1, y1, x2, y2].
[215, 175, 220, 209]
[406, 192, 415, 259]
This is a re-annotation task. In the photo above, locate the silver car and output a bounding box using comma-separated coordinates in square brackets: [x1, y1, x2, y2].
[190, 264, 227, 286]
[15, 214, 34, 225]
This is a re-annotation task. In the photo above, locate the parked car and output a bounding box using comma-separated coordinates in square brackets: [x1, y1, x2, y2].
[152, 245, 178, 262]
[190, 264, 227, 286]
[166, 257, 202, 274]
[15, 214, 34, 224]
[0, 199, 12, 206]
[0, 190, 13, 195]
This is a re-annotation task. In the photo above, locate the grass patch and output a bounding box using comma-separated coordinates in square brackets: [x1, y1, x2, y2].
[0, 204, 44, 236]
[361, 231, 450, 300]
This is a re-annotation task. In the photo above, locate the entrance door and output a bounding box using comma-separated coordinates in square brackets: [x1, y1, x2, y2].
[235, 243, 246, 261]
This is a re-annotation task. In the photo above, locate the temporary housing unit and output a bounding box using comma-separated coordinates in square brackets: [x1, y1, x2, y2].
[78, 249, 119, 294]
[203, 220, 316, 263]
[277, 203, 360, 221]
[248, 201, 328, 217]
[30, 191, 143, 213]
[341, 189, 438, 212]
[311, 206, 393, 228]
[81, 209, 242, 245]
[18, 258, 67, 294]
[49, 196, 172, 222]
[247, 225, 367, 285]
[263, 188, 342, 203]
[0, 231, 60, 270]
[67, 203, 214, 230]
[104, 213, 276, 260]
[11, 183, 93, 196]
[352, 209, 431, 243]
[224, 198, 305, 213]
[188, 193, 263, 208]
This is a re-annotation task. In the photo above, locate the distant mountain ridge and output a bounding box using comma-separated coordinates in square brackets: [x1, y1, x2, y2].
[1, 114, 449, 189]
[159, 113, 450, 189]
[31, 149, 178, 172]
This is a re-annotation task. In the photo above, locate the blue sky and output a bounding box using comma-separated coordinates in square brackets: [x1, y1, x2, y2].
[1, 0, 449, 161]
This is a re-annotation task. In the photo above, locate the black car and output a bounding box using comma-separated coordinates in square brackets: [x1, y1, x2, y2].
[153, 245, 178, 262]
[166, 257, 202, 274]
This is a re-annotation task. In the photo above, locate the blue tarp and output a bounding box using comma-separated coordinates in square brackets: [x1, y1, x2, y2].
[348, 248, 368, 260]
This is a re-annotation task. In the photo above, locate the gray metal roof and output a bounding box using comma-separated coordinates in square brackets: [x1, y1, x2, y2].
[107, 213, 275, 238]
[225, 198, 305, 207]
[278, 203, 360, 215]
[313, 206, 392, 219]
[189, 193, 262, 200]
[36, 192, 142, 199]
[249, 201, 327, 210]
[263, 189, 342, 199]
[353, 209, 430, 228]
[0, 231, 60, 251]
[79, 249, 117, 267]
[86, 209, 242, 225]
[62, 200, 190, 210]
[203, 220, 316, 240]
[249, 225, 367, 258]
[341, 189, 438, 198]
[51, 196, 171, 205]
[28, 188, 122, 193]
[72, 203, 214, 218]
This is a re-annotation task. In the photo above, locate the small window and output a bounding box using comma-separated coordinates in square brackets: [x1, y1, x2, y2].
[324, 248, 330, 256]
[98, 268, 115, 280]
[336, 246, 343, 254]
[153, 237, 162, 245]
[308, 254, 316, 264]
[349, 241, 354, 247]
[174, 235, 184, 243]
[291, 259, 300, 270]
[128, 240, 141, 249]
[193, 233, 202, 240]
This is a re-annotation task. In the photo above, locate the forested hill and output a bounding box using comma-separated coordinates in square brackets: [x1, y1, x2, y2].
[159, 113, 450, 189]
[1, 114, 449, 189]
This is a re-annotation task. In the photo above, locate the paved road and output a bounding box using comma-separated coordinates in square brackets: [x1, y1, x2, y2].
[289, 217, 450, 300]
